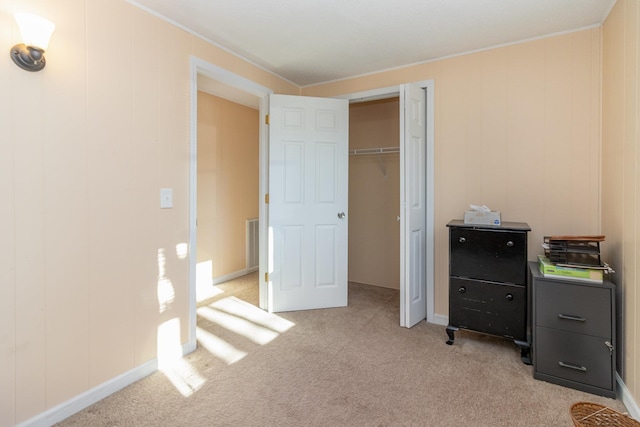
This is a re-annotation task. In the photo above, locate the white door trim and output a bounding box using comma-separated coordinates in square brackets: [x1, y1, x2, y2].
[339, 80, 435, 325]
[188, 57, 273, 351]
[424, 80, 435, 325]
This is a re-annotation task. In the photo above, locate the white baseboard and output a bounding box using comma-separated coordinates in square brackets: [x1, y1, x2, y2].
[212, 268, 250, 286]
[618, 373, 640, 420]
[17, 343, 194, 427]
[430, 314, 449, 326]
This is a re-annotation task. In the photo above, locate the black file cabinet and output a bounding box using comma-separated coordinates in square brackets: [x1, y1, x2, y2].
[446, 220, 531, 363]
[529, 262, 616, 398]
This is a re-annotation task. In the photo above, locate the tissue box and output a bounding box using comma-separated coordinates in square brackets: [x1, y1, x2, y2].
[463, 210, 501, 226]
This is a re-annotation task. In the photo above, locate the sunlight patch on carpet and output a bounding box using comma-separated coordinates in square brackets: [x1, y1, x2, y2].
[197, 296, 295, 346]
[197, 305, 280, 345]
[160, 358, 206, 397]
[196, 326, 247, 365]
[211, 296, 295, 333]
[157, 318, 207, 397]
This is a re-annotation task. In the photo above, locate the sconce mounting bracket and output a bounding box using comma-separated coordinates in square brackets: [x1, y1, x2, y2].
[10, 44, 46, 72]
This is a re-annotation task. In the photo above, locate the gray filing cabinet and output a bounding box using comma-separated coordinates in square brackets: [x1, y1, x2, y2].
[529, 262, 616, 398]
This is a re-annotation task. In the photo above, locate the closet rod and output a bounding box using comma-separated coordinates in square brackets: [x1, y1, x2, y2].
[349, 146, 399, 156]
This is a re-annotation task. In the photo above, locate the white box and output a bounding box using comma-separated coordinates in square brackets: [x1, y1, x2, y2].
[463, 210, 501, 226]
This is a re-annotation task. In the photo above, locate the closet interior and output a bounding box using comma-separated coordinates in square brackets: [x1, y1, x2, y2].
[348, 97, 401, 290]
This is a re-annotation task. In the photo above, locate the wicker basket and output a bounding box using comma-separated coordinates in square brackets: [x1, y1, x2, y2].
[570, 402, 640, 427]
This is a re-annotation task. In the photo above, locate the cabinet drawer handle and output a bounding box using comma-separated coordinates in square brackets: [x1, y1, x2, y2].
[506, 240, 514, 247]
[458, 237, 466, 243]
[558, 361, 587, 372]
[558, 314, 586, 322]
[458, 286, 466, 294]
[505, 293, 513, 301]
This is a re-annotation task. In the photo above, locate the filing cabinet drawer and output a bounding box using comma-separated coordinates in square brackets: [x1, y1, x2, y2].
[536, 280, 611, 337]
[535, 326, 614, 391]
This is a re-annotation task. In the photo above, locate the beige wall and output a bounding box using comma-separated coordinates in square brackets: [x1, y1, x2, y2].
[197, 92, 259, 280]
[349, 99, 400, 289]
[0, 1, 297, 425]
[603, 0, 640, 405]
[3, 0, 636, 424]
[303, 28, 602, 326]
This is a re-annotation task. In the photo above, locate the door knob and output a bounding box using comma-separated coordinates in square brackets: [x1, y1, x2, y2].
[338, 212, 345, 219]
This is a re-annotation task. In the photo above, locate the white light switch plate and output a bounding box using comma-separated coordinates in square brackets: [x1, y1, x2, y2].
[160, 188, 173, 209]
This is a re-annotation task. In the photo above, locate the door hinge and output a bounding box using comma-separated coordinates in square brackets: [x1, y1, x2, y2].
[265, 193, 269, 204]
[265, 114, 270, 125]
[265, 272, 269, 282]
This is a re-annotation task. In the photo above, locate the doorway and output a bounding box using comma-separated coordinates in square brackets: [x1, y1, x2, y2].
[348, 98, 401, 290]
[340, 83, 435, 327]
[187, 59, 435, 351]
[187, 58, 272, 351]
[195, 89, 260, 303]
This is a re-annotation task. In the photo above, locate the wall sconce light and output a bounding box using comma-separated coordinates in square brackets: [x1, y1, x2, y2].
[10, 13, 55, 72]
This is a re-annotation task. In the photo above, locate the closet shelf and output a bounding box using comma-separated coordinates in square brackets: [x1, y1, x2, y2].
[349, 146, 399, 156]
[349, 146, 399, 179]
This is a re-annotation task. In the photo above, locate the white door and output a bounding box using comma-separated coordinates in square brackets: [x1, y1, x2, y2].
[400, 83, 427, 327]
[267, 94, 349, 312]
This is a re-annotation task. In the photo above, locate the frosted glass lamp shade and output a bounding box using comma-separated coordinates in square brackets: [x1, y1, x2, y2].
[15, 13, 55, 50]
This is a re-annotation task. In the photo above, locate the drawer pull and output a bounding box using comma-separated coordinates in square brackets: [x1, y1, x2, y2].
[458, 237, 466, 243]
[558, 361, 587, 372]
[505, 293, 513, 301]
[558, 314, 586, 322]
[506, 240, 514, 247]
[458, 286, 466, 294]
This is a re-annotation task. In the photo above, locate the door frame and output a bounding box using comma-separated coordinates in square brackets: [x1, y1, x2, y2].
[188, 57, 272, 351]
[337, 80, 435, 326]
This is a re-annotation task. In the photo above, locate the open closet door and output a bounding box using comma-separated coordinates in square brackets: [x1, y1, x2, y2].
[266, 94, 349, 312]
[400, 83, 427, 327]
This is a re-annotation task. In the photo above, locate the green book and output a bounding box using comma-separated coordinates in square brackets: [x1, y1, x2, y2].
[538, 255, 603, 282]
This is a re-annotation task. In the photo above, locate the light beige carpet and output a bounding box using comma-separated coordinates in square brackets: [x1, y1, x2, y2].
[57, 273, 626, 426]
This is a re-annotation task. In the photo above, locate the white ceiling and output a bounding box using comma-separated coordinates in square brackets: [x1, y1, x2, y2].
[130, 0, 615, 88]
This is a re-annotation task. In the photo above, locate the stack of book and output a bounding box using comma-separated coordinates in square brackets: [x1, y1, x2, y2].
[539, 235, 611, 283]
[538, 255, 604, 283]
